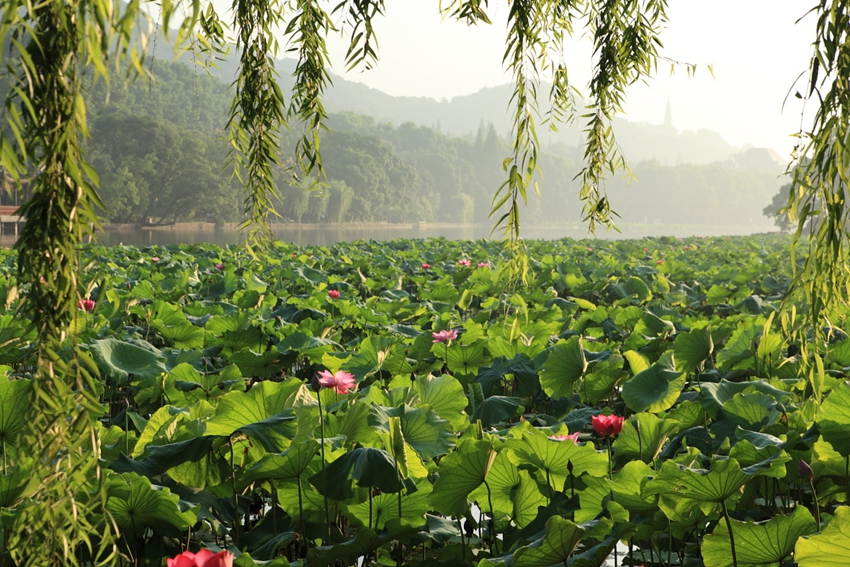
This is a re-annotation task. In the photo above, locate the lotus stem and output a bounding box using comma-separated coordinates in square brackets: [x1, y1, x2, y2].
[297, 475, 306, 550]
[229, 436, 240, 548]
[721, 499, 738, 567]
[809, 479, 821, 530]
[485, 479, 497, 554]
[318, 394, 330, 542]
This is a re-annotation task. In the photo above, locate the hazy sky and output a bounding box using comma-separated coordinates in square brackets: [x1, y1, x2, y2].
[210, 1, 817, 156]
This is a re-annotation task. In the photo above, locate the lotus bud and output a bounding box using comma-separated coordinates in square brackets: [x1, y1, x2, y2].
[311, 375, 322, 392]
[799, 459, 814, 481]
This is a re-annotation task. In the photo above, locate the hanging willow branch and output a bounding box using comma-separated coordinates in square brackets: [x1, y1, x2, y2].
[228, 0, 286, 250]
[781, 0, 850, 397]
[0, 0, 153, 563]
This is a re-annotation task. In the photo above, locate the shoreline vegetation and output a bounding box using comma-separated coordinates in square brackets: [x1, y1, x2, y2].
[100, 221, 783, 234]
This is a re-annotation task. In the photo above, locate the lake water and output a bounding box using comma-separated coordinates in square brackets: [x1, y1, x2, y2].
[19, 222, 779, 248]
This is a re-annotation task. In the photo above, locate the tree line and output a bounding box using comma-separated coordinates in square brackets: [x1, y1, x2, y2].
[71, 59, 784, 227]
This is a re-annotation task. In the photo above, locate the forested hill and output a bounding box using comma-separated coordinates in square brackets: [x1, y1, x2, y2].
[62, 58, 786, 226]
[198, 55, 744, 167]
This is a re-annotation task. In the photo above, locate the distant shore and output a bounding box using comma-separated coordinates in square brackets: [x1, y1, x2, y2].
[100, 221, 477, 231]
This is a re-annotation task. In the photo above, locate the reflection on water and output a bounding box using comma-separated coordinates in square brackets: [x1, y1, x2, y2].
[0, 222, 780, 248]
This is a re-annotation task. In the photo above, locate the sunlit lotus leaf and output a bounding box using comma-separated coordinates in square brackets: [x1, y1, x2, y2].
[621, 354, 685, 413]
[699, 380, 792, 418]
[818, 381, 850, 457]
[324, 400, 378, 448]
[540, 337, 587, 399]
[505, 424, 608, 491]
[0, 375, 31, 447]
[613, 412, 681, 464]
[645, 458, 751, 504]
[470, 451, 546, 528]
[511, 516, 585, 567]
[704, 505, 816, 567]
[369, 404, 454, 460]
[429, 438, 496, 517]
[106, 472, 198, 538]
[674, 327, 713, 373]
[344, 480, 432, 530]
[413, 373, 469, 431]
[205, 379, 307, 450]
[613, 276, 652, 303]
[795, 505, 850, 567]
[446, 341, 490, 377]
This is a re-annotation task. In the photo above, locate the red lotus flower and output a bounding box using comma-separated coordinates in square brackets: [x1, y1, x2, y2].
[167, 550, 233, 567]
[214, 263, 224, 270]
[549, 432, 580, 443]
[328, 290, 340, 299]
[432, 329, 459, 343]
[458, 259, 471, 267]
[592, 414, 624, 438]
[656, 259, 663, 265]
[78, 299, 95, 312]
[316, 370, 357, 394]
[421, 263, 431, 270]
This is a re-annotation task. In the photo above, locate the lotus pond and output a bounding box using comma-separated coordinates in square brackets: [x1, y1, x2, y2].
[2, 234, 850, 567]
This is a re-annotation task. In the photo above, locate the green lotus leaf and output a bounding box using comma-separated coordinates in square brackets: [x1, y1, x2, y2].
[0, 465, 34, 507]
[505, 424, 608, 491]
[511, 516, 585, 567]
[413, 373, 469, 431]
[369, 404, 455, 460]
[477, 354, 540, 398]
[239, 440, 319, 490]
[613, 412, 681, 464]
[704, 505, 816, 567]
[472, 396, 524, 429]
[699, 379, 792, 418]
[645, 458, 751, 504]
[324, 400, 377, 448]
[674, 327, 713, 373]
[133, 406, 188, 457]
[89, 338, 168, 386]
[540, 337, 587, 399]
[152, 321, 205, 350]
[818, 381, 850, 457]
[613, 276, 652, 303]
[428, 438, 496, 517]
[0, 375, 31, 447]
[621, 354, 686, 413]
[309, 447, 403, 501]
[446, 341, 490, 377]
[306, 519, 420, 567]
[470, 451, 546, 529]
[106, 471, 199, 538]
[205, 379, 308, 449]
[795, 505, 850, 567]
[344, 480, 432, 530]
[719, 392, 782, 431]
[229, 347, 290, 380]
[609, 460, 657, 513]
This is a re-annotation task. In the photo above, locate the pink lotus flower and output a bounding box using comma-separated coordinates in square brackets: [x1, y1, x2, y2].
[421, 263, 431, 270]
[478, 262, 489, 268]
[549, 432, 580, 443]
[78, 299, 95, 312]
[214, 263, 224, 270]
[684, 246, 690, 251]
[328, 290, 340, 299]
[151, 257, 160, 262]
[167, 550, 234, 567]
[316, 370, 357, 394]
[458, 259, 471, 267]
[592, 414, 624, 438]
[587, 247, 593, 252]
[643, 247, 649, 252]
[432, 329, 459, 343]
[656, 259, 663, 265]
